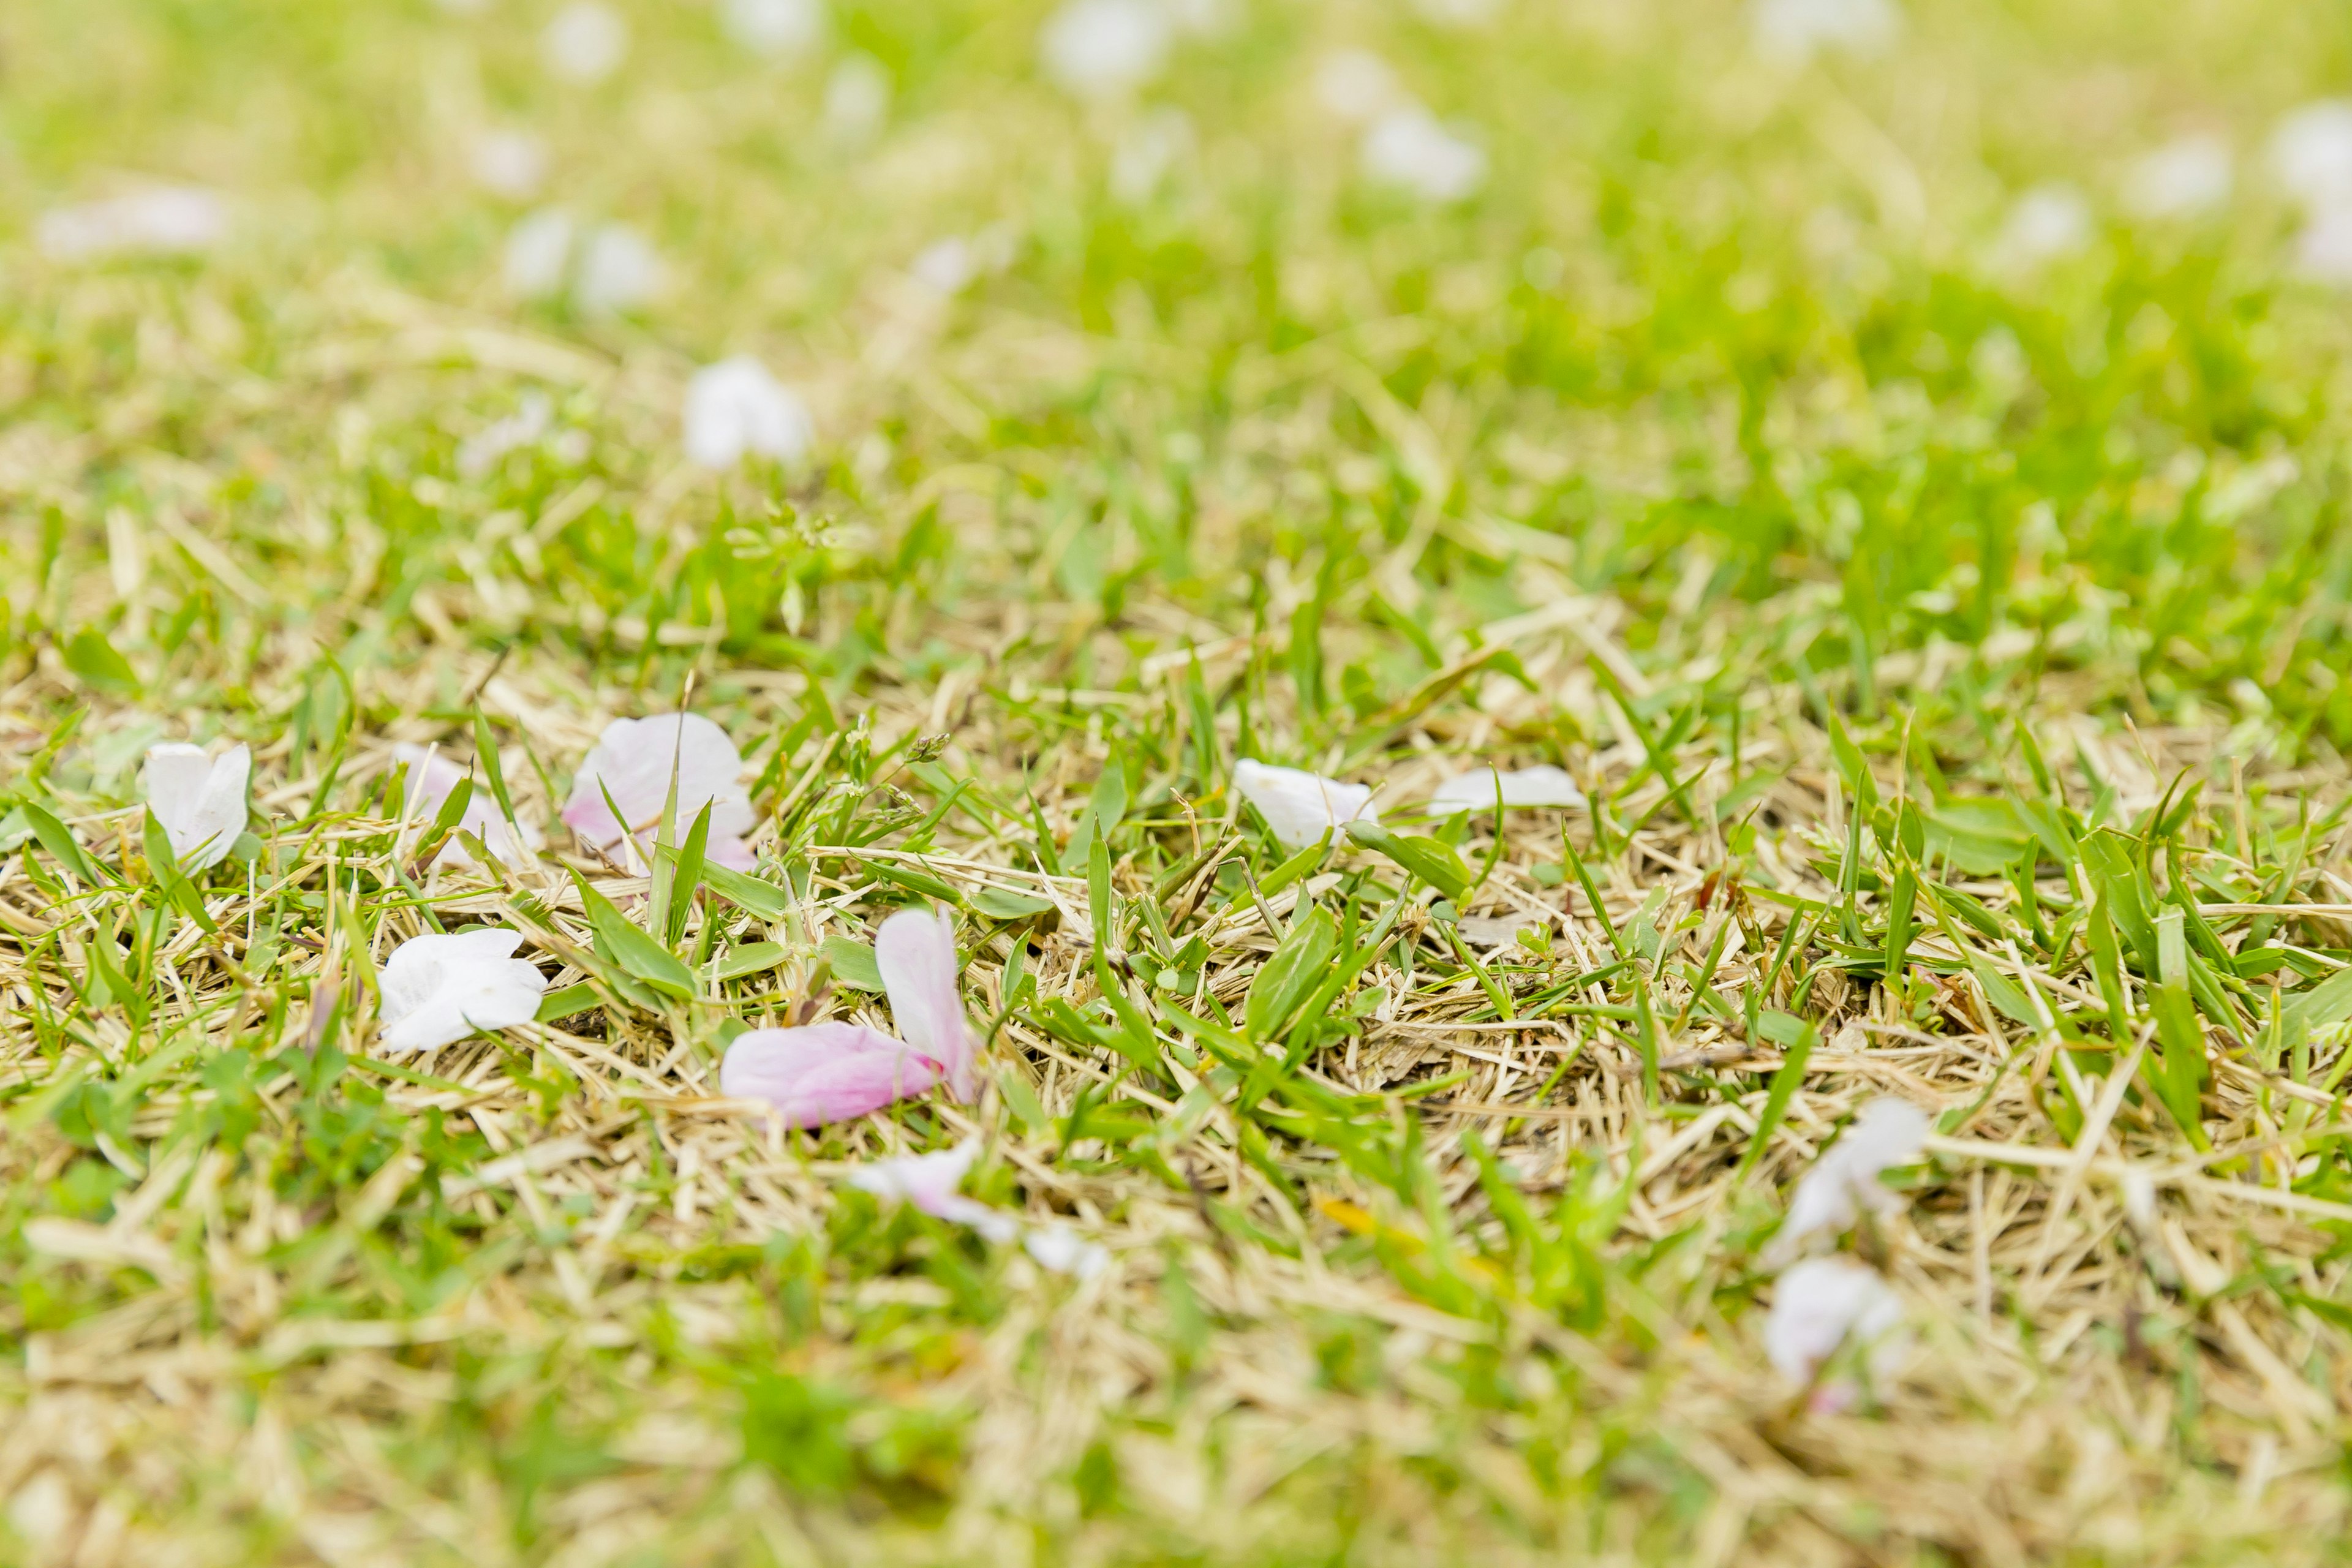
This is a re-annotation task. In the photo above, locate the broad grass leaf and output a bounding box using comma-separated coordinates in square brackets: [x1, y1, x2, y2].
[821, 935, 884, 991]
[1246, 907, 1338, 1041]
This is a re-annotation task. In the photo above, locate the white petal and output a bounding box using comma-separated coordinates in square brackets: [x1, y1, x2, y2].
[457, 393, 555, 478]
[377, 929, 546, 1053]
[145, 742, 248, 870]
[823, 54, 892, 143]
[1749, 0, 1901, 64]
[847, 1138, 980, 1208]
[2121, 135, 2231, 221]
[573, 224, 662, 315]
[1110, 108, 1194, 204]
[724, 0, 825, 55]
[144, 743, 215, 815]
[1763, 1257, 1904, 1387]
[1314, 50, 1399, 123]
[910, 237, 977, 296]
[848, 1140, 1021, 1242]
[1837, 1096, 1930, 1169]
[1991, 184, 2093, 273]
[2295, 209, 2352, 285]
[2272, 100, 2352, 209]
[1024, 1225, 1110, 1278]
[1455, 916, 1532, 948]
[543, 1, 629, 83]
[505, 209, 577, 299]
[1763, 1096, 1928, 1265]
[1233, 759, 1378, 850]
[39, 187, 226, 262]
[683, 358, 813, 469]
[1360, 108, 1486, 203]
[471, 130, 549, 200]
[1427, 764, 1585, 815]
[1039, 0, 1170, 100]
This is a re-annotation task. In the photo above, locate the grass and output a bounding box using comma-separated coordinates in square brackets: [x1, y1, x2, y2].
[9, 0, 2352, 1561]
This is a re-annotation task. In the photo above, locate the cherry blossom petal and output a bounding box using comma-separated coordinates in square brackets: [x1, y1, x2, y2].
[1314, 50, 1400, 124]
[2295, 208, 2352, 284]
[393, 744, 543, 869]
[544, 1, 629, 83]
[560, 713, 757, 873]
[505, 208, 577, 299]
[823, 54, 892, 143]
[1764, 1257, 1905, 1398]
[39, 187, 227, 262]
[1110, 108, 1194, 203]
[573, 223, 663, 315]
[1763, 1097, 1929, 1267]
[1750, 0, 1901, 64]
[718, 1022, 947, 1127]
[1360, 108, 1486, 203]
[724, 0, 826, 56]
[847, 1140, 1020, 1242]
[910, 237, 978, 296]
[1426, 764, 1585, 815]
[875, 907, 974, 1099]
[684, 358, 814, 469]
[2271, 100, 2352, 210]
[471, 130, 549, 200]
[1233, 759, 1378, 850]
[1990, 184, 2093, 274]
[2121, 135, 2231, 221]
[143, 742, 249, 871]
[1023, 1225, 1110, 1278]
[1039, 0, 1170, 101]
[378, 928, 548, 1054]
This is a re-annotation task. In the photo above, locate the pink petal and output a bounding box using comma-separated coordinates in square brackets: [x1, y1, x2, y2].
[393, 744, 469, 812]
[874, 908, 973, 1100]
[719, 1022, 946, 1128]
[562, 712, 756, 870]
[704, 832, 757, 873]
[848, 1139, 979, 1210]
[845, 1140, 1022, 1242]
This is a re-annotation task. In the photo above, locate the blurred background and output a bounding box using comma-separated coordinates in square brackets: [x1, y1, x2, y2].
[6, 0, 2352, 744]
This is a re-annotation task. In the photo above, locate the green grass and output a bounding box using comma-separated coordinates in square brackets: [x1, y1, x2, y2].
[9, 0, 2352, 1562]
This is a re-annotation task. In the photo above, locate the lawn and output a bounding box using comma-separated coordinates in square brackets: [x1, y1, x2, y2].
[7, 0, 2352, 1562]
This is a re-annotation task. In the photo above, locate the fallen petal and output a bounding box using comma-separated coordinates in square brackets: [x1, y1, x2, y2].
[544, 0, 629, 83]
[719, 1022, 945, 1127]
[39, 186, 227, 262]
[684, 357, 813, 469]
[723, 0, 825, 55]
[850, 1142, 1022, 1241]
[1750, 0, 1901, 65]
[1039, 0, 1170, 100]
[1427, 764, 1586, 815]
[1764, 1256, 1905, 1392]
[2272, 100, 2352, 210]
[573, 223, 663, 315]
[1023, 1225, 1110, 1278]
[394, 744, 543, 868]
[378, 928, 548, 1053]
[1763, 1097, 1929, 1267]
[561, 712, 757, 872]
[1360, 108, 1486, 203]
[144, 742, 250, 871]
[875, 907, 974, 1099]
[1234, 758, 1378, 850]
